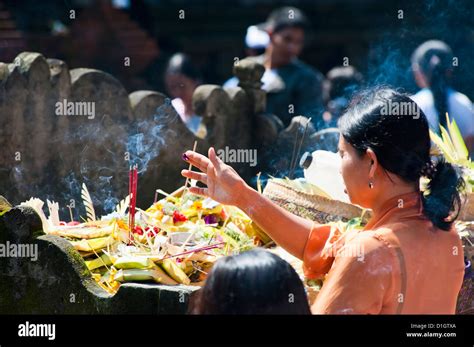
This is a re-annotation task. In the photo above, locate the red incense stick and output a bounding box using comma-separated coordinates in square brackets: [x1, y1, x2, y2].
[128, 166, 133, 233]
[128, 165, 139, 234]
[131, 165, 138, 229]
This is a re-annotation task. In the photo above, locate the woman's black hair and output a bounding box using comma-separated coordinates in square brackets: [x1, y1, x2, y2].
[411, 40, 454, 131]
[165, 53, 202, 82]
[188, 248, 311, 314]
[338, 87, 464, 231]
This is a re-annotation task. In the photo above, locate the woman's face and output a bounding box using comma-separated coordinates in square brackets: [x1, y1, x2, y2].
[165, 73, 199, 104]
[270, 27, 305, 65]
[338, 136, 374, 208]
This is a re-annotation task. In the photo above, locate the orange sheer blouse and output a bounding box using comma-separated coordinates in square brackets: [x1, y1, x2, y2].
[303, 192, 465, 314]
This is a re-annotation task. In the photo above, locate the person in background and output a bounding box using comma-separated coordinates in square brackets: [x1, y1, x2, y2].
[225, 7, 324, 128]
[165, 53, 206, 137]
[322, 66, 364, 128]
[308, 66, 363, 153]
[188, 248, 311, 314]
[411, 40, 474, 153]
[244, 24, 270, 57]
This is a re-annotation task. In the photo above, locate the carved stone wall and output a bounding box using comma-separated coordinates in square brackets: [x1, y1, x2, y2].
[0, 52, 270, 218]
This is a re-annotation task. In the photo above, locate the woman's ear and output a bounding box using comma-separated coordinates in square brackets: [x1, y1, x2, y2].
[366, 148, 378, 179]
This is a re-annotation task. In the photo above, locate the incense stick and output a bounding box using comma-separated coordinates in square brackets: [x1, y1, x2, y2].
[128, 165, 138, 234]
[68, 205, 74, 222]
[156, 189, 172, 198]
[256, 172, 262, 194]
[131, 165, 138, 230]
[158, 242, 225, 261]
[288, 120, 302, 179]
[184, 140, 198, 190]
[290, 117, 312, 179]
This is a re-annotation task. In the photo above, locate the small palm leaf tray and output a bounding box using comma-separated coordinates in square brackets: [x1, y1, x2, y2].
[459, 193, 474, 221]
[262, 179, 371, 224]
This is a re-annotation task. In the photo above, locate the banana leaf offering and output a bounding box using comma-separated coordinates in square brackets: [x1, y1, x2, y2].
[20, 186, 271, 294]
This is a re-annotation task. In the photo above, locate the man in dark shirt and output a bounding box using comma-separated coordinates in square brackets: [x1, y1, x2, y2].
[225, 7, 324, 128]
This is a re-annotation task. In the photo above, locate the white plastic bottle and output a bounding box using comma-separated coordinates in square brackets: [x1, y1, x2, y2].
[299, 150, 349, 203]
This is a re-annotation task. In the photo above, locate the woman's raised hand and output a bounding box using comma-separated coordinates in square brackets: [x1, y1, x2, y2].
[181, 147, 248, 206]
[181, 147, 314, 260]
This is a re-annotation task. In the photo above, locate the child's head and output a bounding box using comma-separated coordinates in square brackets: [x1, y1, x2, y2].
[189, 248, 311, 314]
[322, 66, 364, 122]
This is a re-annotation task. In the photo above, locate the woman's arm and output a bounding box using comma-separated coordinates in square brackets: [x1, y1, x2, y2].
[181, 147, 316, 259]
[237, 183, 314, 259]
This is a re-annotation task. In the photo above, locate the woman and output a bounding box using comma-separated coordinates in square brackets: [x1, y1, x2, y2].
[181, 88, 465, 314]
[411, 40, 474, 153]
[188, 248, 311, 314]
[322, 65, 364, 128]
[165, 53, 205, 137]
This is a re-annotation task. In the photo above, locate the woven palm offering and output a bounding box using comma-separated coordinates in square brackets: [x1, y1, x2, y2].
[429, 115, 474, 222]
[18, 178, 272, 294]
[262, 178, 371, 224]
[459, 193, 474, 221]
[428, 116, 474, 313]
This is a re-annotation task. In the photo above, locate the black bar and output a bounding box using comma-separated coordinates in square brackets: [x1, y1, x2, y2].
[0, 314, 472, 345]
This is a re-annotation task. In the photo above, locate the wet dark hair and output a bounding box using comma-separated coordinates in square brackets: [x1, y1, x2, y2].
[165, 53, 202, 82]
[265, 6, 309, 33]
[188, 248, 311, 314]
[338, 88, 464, 231]
[323, 66, 364, 106]
[323, 66, 364, 105]
[411, 40, 453, 131]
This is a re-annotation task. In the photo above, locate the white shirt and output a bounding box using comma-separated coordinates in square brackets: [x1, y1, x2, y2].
[171, 98, 202, 134]
[411, 88, 474, 139]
